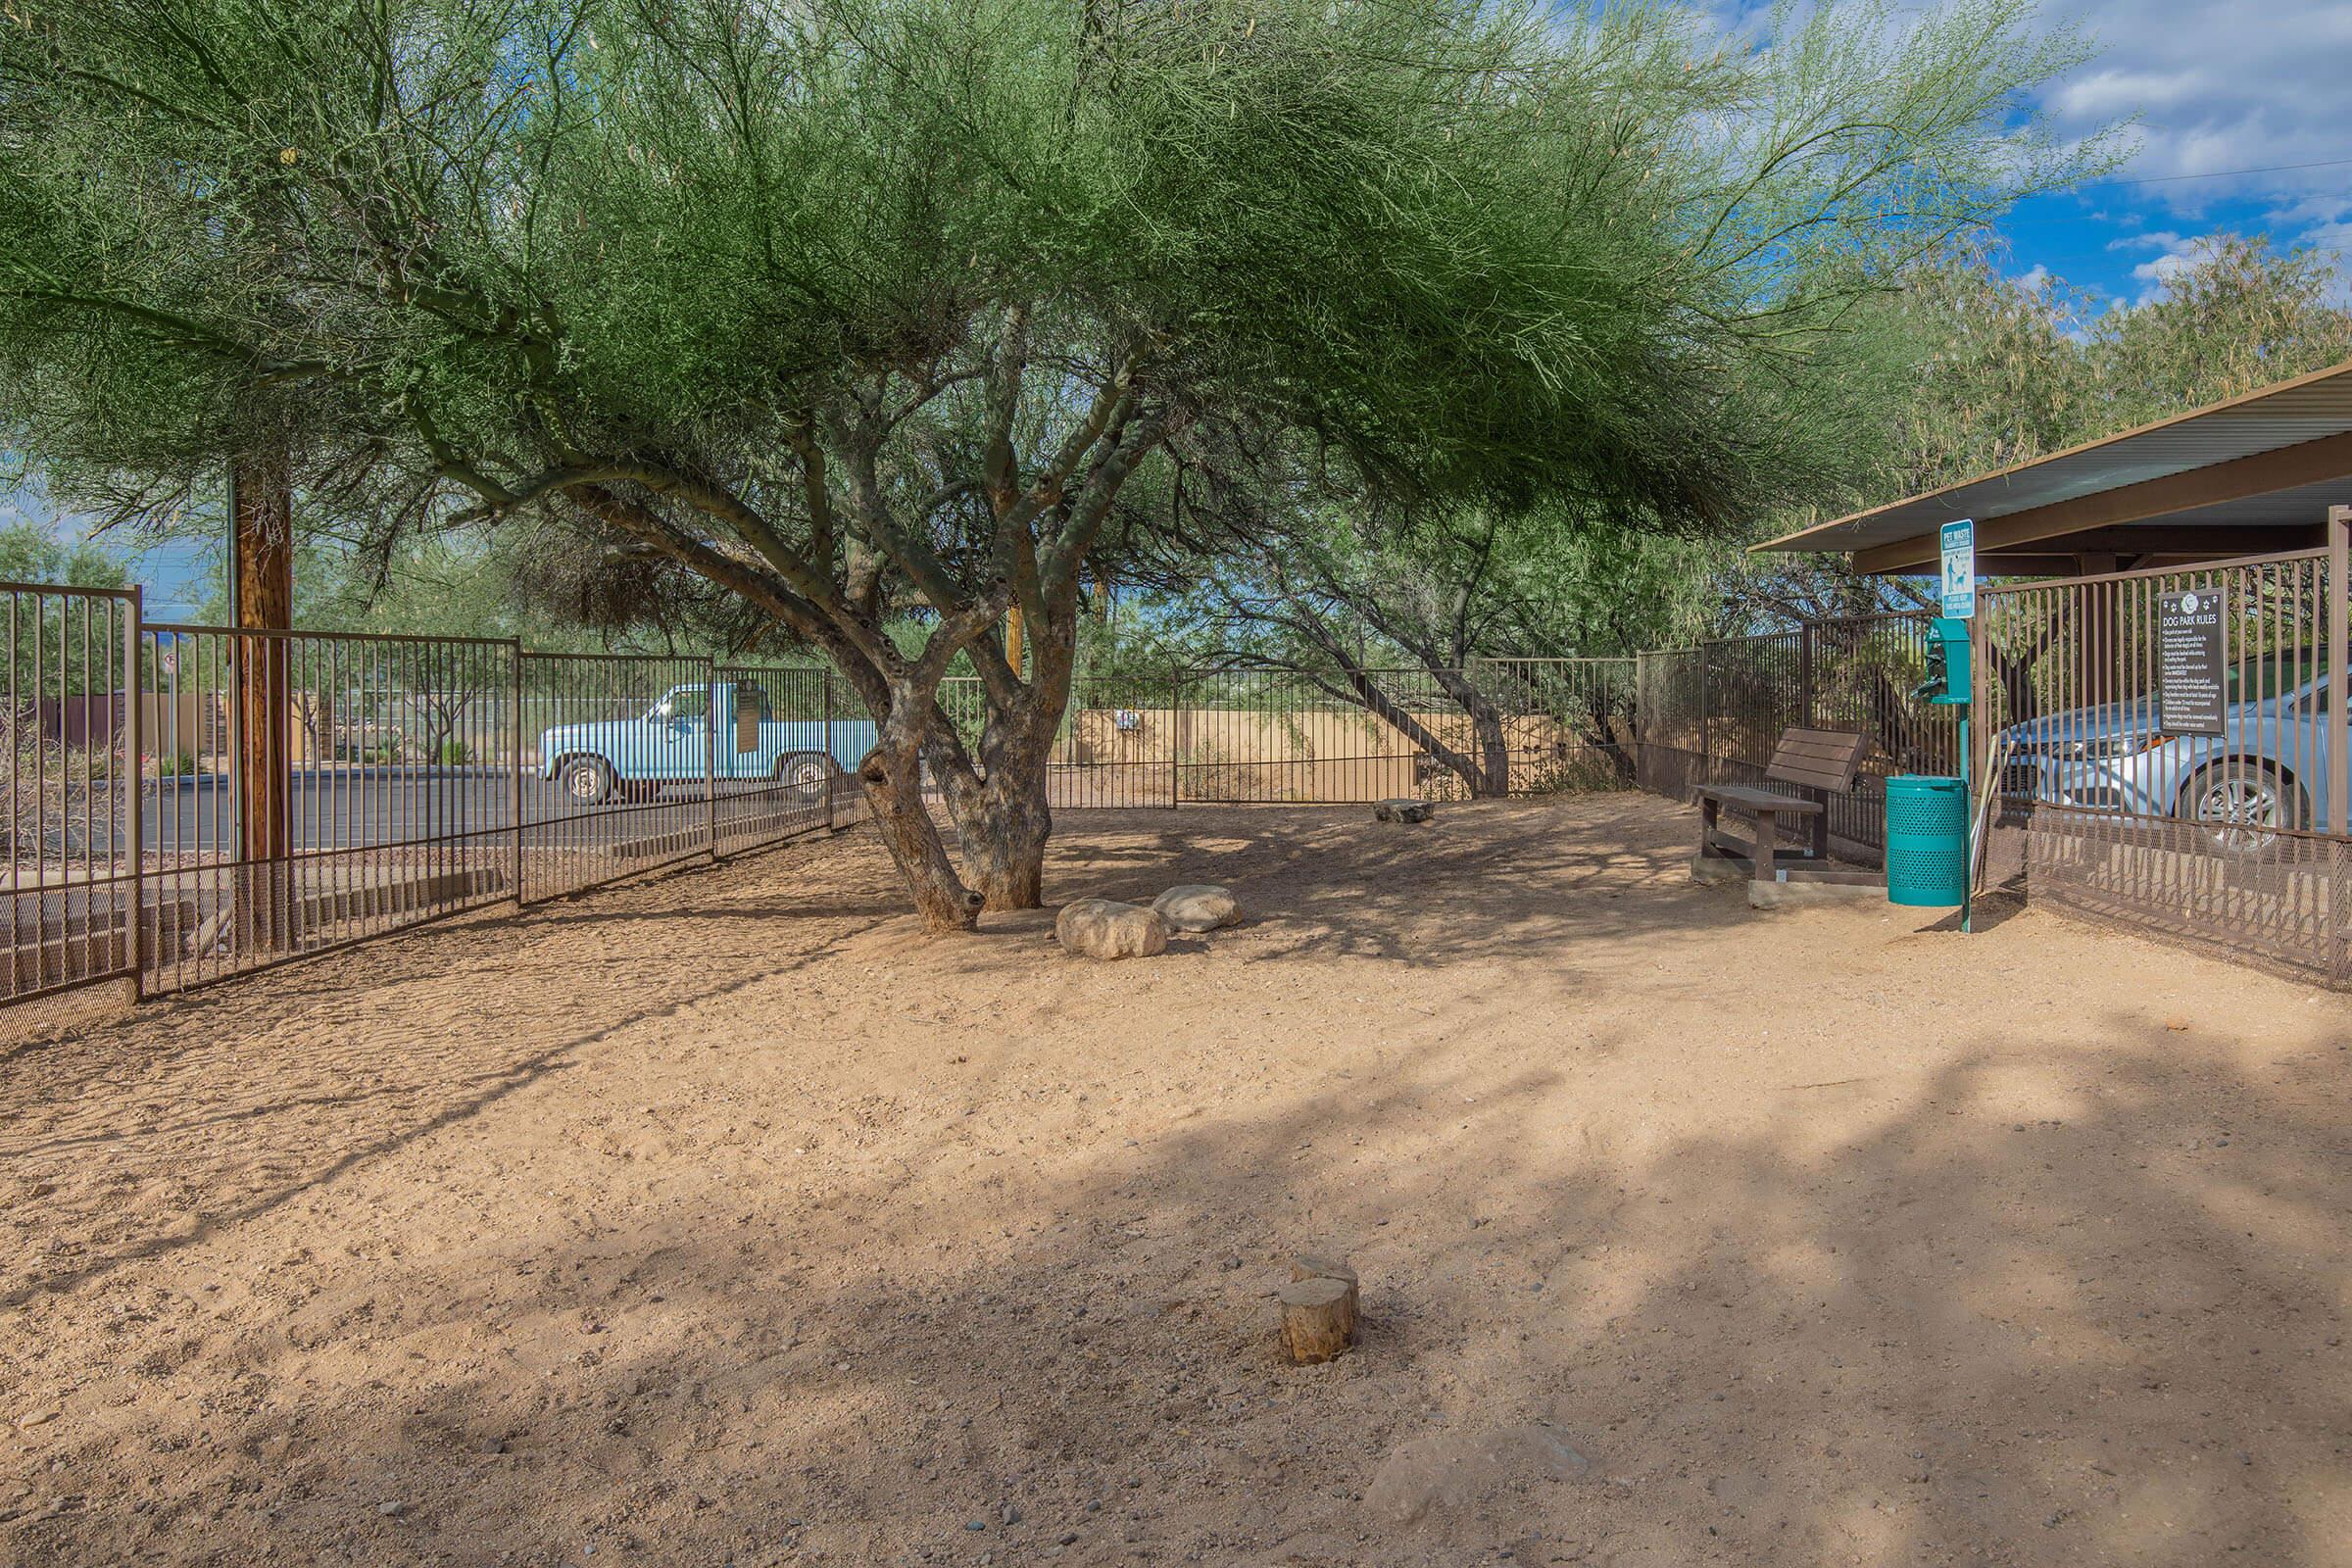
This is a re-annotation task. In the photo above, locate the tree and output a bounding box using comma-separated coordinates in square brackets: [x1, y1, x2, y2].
[0, 0, 2107, 926]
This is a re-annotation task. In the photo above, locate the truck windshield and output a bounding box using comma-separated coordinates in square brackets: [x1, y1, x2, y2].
[656, 688, 710, 722]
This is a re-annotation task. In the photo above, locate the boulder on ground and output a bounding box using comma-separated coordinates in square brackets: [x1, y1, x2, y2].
[1152, 884, 1243, 932]
[1374, 798, 1434, 824]
[1054, 899, 1169, 959]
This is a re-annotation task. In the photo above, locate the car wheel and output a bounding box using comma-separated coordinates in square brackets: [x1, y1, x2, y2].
[2181, 760, 2304, 853]
[560, 755, 615, 805]
[776, 751, 831, 801]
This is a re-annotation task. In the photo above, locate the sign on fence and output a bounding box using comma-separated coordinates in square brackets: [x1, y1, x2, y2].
[2157, 589, 2227, 736]
[1939, 519, 1976, 619]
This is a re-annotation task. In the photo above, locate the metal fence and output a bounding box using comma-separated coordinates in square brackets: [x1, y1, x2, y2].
[17, 541, 2352, 1005]
[1977, 547, 2350, 981]
[0, 580, 868, 1006]
[1635, 614, 1960, 862]
[928, 659, 1637, 808]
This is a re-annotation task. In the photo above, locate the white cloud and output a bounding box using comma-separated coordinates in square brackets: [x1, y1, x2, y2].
[2126, 232, 2226, 304]
[2036, 0, 2352, 212]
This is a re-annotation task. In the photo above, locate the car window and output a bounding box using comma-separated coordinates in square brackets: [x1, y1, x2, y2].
[663, 687, 709, 721]
[2225, 653, 2323, 704]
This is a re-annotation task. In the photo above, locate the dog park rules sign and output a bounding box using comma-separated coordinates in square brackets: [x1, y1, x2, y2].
[2158, 589, 2227, 736]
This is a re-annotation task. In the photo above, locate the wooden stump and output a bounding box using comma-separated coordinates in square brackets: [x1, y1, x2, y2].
[1290, 1253, 1358, 1288]
[1281, 1253, 1360, 1364]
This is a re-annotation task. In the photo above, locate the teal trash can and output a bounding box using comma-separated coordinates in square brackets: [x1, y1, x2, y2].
[1886, 774, 1968, 907]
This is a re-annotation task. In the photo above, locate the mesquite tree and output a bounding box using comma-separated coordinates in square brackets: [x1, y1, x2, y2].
[0, 0, 2106, 925]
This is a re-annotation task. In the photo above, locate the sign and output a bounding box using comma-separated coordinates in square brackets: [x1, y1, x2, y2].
[1939, 519, 1976, 618]
[734, 682, 762, 754]
[2157, 589, 2227, 736]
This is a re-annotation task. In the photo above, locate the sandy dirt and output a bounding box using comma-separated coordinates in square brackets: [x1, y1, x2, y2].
[1, 793, 2347, 1568]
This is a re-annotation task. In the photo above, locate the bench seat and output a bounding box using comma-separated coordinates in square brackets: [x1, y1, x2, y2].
[1693, 727, 1866, 885]
[1691, 783, 1825, 815]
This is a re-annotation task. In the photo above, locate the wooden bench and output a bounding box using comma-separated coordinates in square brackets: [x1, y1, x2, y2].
[1693, 727, 1870, 886]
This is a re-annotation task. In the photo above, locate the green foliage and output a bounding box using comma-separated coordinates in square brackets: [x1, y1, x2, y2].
[0, 521, 128, 592]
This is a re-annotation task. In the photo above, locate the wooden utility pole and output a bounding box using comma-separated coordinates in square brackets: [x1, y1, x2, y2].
[230, 447, 294, 948]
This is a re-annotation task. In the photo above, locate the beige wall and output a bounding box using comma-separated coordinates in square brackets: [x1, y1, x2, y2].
[1059, 705, 1578, 802]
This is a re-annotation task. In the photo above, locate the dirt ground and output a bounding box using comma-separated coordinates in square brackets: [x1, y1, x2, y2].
[2, 793, 2347, 1568]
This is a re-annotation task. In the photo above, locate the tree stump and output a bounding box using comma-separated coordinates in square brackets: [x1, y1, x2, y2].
[1289, 1253, 1358, 1289]
[1280, 1254, 1360, 1364]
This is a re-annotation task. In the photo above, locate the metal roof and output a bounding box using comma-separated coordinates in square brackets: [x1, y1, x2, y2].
[1756, 357, 2352, 564]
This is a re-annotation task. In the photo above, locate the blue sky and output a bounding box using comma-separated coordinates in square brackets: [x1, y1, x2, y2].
[1988, 0, 2352, 304]
[12, 0, 2352, 617]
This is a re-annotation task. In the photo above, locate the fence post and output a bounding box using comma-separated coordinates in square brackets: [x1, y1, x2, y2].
[822, 669, 836, 831]
[122, 586, 144, 1002]
[510, 641, 524, 907]
[704, 659, 718, 861]
[1695, 643, 1711, 786]
[1168, 665, 1184, 809]
[2331, 506, 2349, 840]
[1797, 622, 1816, 730]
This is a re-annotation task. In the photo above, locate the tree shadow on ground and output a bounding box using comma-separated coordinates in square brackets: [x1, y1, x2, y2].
[11, 1019, 2343, 1568]
[8, 794, 2335, 1568]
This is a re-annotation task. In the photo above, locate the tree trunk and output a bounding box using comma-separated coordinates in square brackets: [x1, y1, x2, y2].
[960, 754, 1052, 911]
[935, 614, 1077, 913]
[1469, 706, 1512, 798]
[858, 711, 984, 933]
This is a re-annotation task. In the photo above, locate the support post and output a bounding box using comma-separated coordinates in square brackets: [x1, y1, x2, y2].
[1168, 665, 1184, 809]
[510, 641, 524, 906]
[2329, 507, 2349, 838]
[122, 586, 144, 1000]
[822, 670, 836, 831]
[1696, 644, 1711, 786]
[1797, 623, 1815, 729]
[704, 661, 718, 861]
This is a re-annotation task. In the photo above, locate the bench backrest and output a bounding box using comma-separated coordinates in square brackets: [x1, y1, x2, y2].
[1763, 727, 1865, 796]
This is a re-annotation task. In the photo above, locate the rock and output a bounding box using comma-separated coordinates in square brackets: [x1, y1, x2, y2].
[1002, 1503, 1021, 1526]
[377, 1500, 404, 1518]
[1374, 799, 1433, 824]
[1363, 1423, 1593, 1526]
[1151, 884, 1242, 933]
[1054, 900, 1169, 960]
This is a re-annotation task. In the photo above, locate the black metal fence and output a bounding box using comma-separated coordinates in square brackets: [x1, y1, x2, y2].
[1634, 614, 1960, 862]
[1977, 548, 2349, 982]
[931, 659, 1639, 808]
[15, 542, 2352, 1005]
[0, 583, 869, 1005]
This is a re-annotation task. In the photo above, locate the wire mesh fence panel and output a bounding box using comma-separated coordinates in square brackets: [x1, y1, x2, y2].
[1634, 648, 1704, 799]
[1048, 669, 1187, 808]
[0, 583, 141, 1003]
[518, 653, 716, 901]
[822, 670, 872, 829]
[1168, 668, 1448, 804]
[708, 665, 856, 855]
[1807, 615, 1958, 861]
[1979, 550, 2347, 979]
[1463, 658, 1640, 793]
[136, 623, 518, 996]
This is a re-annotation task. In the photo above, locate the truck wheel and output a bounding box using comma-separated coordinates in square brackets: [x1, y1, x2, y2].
[776, 751, 832, 802]
[559, 755, 615, 805]
[2180, 760, 2304, 854]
